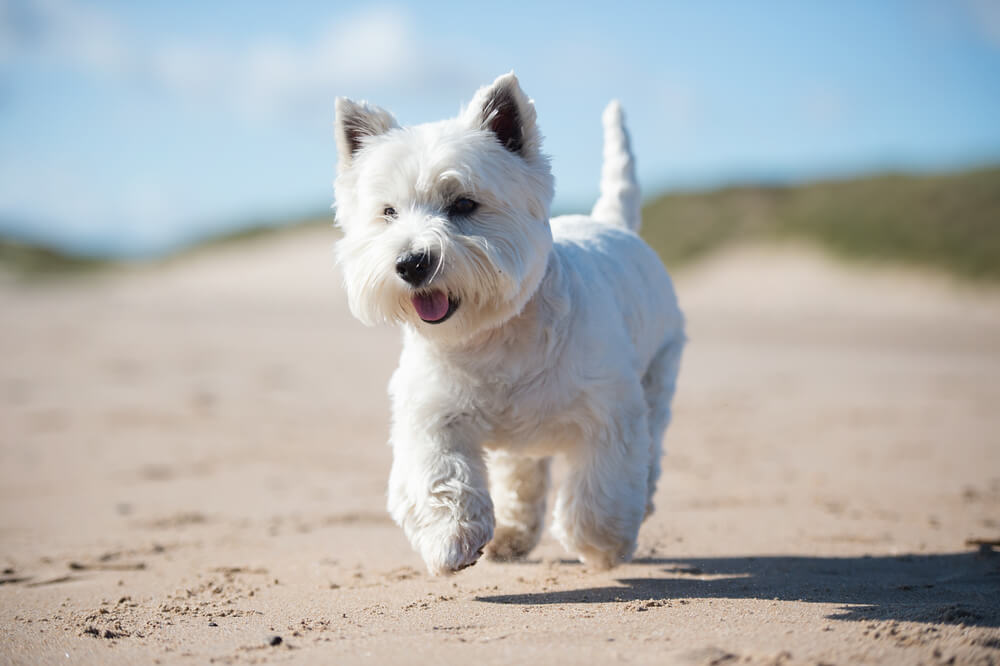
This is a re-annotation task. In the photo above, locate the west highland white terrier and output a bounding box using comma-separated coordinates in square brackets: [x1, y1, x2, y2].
[333, 73, 684, 575]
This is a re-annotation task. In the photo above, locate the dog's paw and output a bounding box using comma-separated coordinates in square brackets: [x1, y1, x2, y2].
[419, 518, 492, 576]
[574, 543, 631, 570]
[484, 525, 538, 562]
[552, 509, 638, 571]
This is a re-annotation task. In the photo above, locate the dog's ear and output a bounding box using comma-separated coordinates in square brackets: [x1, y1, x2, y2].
[465, 72, 540, 159]
[335, 98, 398, 172]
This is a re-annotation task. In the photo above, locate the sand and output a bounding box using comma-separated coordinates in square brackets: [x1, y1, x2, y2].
[1, 229, 998, 665]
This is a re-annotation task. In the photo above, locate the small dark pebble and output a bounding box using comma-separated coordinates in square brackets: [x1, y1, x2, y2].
[208, 622, 218, 627]
[268, 635, 282, 646]
[2, 567, 13, 575]
[84, 627, 100, 637]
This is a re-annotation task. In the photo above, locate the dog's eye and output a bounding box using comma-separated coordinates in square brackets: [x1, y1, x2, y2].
[447, 197, 478, 218]
[382, 206, 397, 219]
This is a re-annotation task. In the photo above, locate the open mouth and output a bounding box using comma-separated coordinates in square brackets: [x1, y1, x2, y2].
[411, 290, 459, 324]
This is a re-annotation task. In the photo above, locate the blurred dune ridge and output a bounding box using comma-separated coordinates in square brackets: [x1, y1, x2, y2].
[3, 166, 998, 283]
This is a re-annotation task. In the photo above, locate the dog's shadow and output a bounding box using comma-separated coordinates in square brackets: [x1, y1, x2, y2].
[475, 550, 1000, 627]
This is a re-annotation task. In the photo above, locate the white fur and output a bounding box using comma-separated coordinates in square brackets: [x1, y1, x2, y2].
[333, 73, 684, 575]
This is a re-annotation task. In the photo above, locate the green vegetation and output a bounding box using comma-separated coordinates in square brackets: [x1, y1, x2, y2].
[185, 215, 330, 254]
[0, 238, 108, 279]
[641, 166, 1000, 280]
[158, 215, 332, 266]
[0, 214, 331, 280]
[2, 167, 999, 281]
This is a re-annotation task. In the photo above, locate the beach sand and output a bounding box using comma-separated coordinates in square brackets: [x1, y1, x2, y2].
[2, 228, 998, 664]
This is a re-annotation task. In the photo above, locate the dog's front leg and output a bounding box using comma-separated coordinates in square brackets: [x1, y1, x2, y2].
[386, 416, 494, 575]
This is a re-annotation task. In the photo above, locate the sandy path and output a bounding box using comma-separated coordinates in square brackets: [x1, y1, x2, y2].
[1, 230, 998, 665]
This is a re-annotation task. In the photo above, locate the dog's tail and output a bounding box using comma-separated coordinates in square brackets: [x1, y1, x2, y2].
[591, 100, 641, 233]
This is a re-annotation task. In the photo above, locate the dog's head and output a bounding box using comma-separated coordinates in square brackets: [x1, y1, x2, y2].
[333, 73, 555, 344]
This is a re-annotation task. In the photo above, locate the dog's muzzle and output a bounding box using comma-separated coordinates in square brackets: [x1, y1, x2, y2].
[395, 250, 437, 287]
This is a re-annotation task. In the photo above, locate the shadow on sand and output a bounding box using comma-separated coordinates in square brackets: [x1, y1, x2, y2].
[475, 550, 1000, 627]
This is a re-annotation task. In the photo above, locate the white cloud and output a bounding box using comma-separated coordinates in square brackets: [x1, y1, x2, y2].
[0, 0, 127, 72]
[1, 0, 474, 117]
[150, 7, 451, 115]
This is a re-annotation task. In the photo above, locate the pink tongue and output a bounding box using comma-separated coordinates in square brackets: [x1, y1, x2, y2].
[412, 290, 450, 322]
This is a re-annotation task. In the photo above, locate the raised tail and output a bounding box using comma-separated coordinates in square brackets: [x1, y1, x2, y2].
[591, 100, 641, 233]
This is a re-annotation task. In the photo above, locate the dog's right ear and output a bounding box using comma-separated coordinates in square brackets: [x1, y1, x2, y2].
[335, 98, 398, 172]
[464, 72, 541, 160]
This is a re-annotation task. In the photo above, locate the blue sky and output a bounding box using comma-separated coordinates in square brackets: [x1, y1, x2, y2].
[2, 0, 999, 256]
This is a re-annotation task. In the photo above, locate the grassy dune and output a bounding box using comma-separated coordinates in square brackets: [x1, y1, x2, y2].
[641, 166, 1000, 280]
[2, 167, 998, 280]
[0, 238, 109, 278]
[0, 217, 331, 280]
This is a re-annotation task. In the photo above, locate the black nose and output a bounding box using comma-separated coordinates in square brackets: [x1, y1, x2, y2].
[395, 250, 436, 286]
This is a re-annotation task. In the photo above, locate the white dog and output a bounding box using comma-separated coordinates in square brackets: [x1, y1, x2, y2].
[333, 73, 684, 575]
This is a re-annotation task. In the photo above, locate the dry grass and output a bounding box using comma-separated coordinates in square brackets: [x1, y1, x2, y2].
[641, 166, 1000, 280]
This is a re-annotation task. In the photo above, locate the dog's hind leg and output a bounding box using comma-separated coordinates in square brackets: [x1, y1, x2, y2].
[551, 386, 650, 569]
[484, 451, 550, 561]
[641, 336, 684, 518]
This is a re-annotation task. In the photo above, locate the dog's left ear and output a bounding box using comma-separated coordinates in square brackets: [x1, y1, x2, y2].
[465, 72, 541, 159]
[335, 97, 399, 173]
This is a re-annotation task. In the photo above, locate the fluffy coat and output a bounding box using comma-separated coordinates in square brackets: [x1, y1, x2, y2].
[333, 73, 684, 574]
